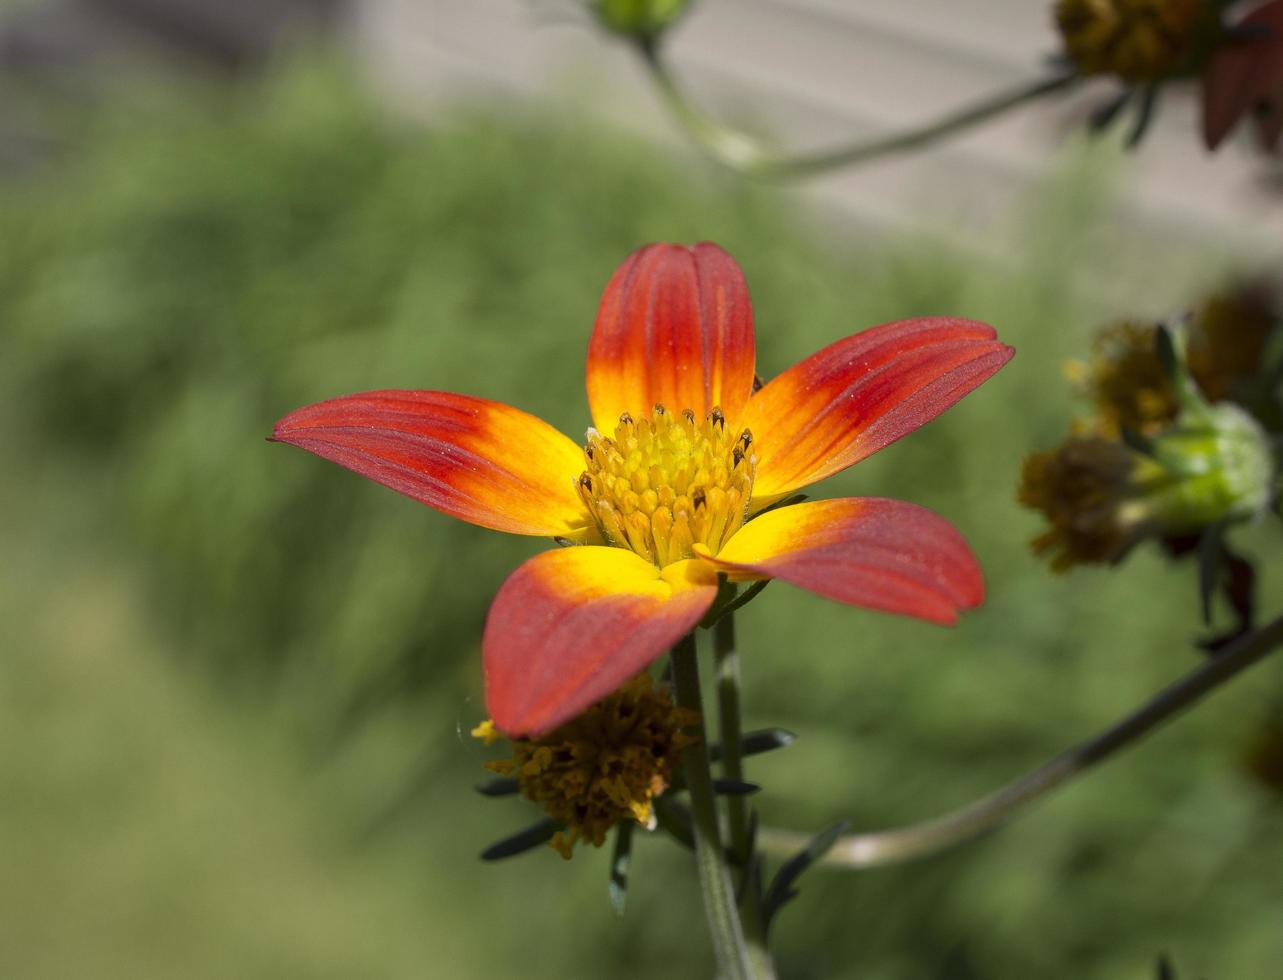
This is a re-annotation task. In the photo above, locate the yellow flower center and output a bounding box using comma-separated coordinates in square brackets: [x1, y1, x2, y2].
[1055, 0, 1208, 82]
[472, 675, 699, 859]
[577, 404, 755, 567]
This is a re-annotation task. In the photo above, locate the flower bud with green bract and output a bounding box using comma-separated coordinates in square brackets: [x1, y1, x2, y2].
[1021, 315, 1278, 573]
[1146, 403, 1275, 531]
[1020, 406, 1275, 572]
[590, 0, 691, 43]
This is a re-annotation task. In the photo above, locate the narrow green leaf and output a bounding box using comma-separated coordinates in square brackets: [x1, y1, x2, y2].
[698, 574, 741, 628]
[1155, 320, 1181, 383]
[474, 777, 520, 797]
[608, 821, 634, 917]
[762, 820, 850, 932]
[652, 796, 694, 851]
[1126, 84, 1160, 148]
[739, 727, 797, 757]
[754, 493, 808, 516]
[1197, 525, 1223, 627]
[711, 778, 760, 796]
[480, 818, 559, 861]
[702, 579, 771, 628]
[707, 727, 797, 763]
[1088, 89, 1132, 133]
[1119, 424, 1155, 458]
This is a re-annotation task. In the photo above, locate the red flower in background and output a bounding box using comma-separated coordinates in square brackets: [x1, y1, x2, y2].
[1204, 0, 1283, 151]
[273, 243, 1013, 736]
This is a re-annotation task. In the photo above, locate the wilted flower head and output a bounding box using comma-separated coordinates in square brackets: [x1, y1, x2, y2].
[1186, 283, 1279, 406]
[1023, 314, 1278, 572]
[473, 675, 698, 858]
[1071, 283, 1281, 437]
[1020, 436, 1150, 570]
[1055, 0, 1211, 82]
[1071, 319, 1180, 437]
[1056, 0, 1283, 154]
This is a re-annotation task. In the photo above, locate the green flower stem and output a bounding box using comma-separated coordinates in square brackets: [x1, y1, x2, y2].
[638, 41, 1079, 179]
[671, 633, 763, 980]
[713, 612, 775, 977]
[760, 614, 1283, 870]
[714, 613, 750, 862]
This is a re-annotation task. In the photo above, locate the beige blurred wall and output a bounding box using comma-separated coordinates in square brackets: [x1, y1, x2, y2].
[352, 0, 1283, 249]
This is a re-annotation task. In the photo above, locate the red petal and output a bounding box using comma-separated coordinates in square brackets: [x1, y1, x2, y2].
[743, 318, 1012, 500]
[696, 497, 984, 626]
[586, 242, 756, 432]
[272, 390, 591, 536]
[1203, 0, 1283, 150]
[484, 548, 718, 736]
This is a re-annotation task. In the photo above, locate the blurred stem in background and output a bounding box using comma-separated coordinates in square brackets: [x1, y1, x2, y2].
[761, 613, 1283, 869]
[637, 38, 1079, 179]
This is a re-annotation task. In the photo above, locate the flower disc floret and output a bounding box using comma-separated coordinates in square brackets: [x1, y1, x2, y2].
[1019, 437, 1146, 571]
[1071, 319, 1180, 436]
[472, 675, 699, 858]
[1056, 0, 1209, 81]
[578, 404, 756, 567]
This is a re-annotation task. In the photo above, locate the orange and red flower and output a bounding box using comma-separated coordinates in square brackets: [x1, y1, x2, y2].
[273, 243, 1013, 737]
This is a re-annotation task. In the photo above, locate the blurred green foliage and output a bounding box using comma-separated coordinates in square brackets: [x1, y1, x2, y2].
[2, 55, 1282, 980]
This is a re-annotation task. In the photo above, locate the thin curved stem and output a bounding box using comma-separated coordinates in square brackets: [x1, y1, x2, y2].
[639, 41, 1079, 179]
[670, 633, 760, 980]
[760, 614, 1283, 870]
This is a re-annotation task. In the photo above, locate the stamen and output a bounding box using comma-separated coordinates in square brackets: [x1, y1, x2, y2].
[579, 404, 755, 566]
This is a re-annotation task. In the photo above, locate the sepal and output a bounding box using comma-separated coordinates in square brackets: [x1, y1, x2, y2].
[480, 818, 560, 861]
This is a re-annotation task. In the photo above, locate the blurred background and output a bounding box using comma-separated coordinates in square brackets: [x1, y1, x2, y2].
[2, 2, 1282, 978]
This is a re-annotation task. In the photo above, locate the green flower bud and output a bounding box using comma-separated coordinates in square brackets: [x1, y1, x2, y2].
[1143, 403, 1276, 529]
[590, 0, 691, 43]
